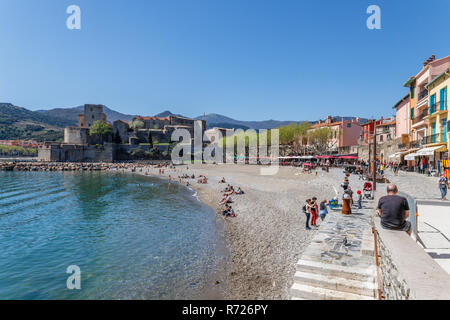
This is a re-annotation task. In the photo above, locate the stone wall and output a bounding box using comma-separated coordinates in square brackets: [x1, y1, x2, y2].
[64, 127, 89, 144]
[373, 217, 450, 300]
[38, 143, 115, 162]
[358, 137, 402, 162]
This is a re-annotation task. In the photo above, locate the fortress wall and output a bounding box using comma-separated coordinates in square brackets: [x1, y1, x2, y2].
[83, 143, 114, 162]
[64, 127, 88, 144]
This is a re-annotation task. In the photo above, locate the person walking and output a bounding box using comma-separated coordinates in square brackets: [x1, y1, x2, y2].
[377, 184, 411, 235]
[438, 174, 448, 200]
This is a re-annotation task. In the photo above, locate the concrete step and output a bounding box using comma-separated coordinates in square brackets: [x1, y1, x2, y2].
[296, 259, 376, 282]
[290, 283, 375, 300]
[361, 228, 375, 257]
[293, 271, 376, 297]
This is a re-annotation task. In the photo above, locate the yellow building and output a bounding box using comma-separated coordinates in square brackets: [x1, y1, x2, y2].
[424, 68, 449, 164]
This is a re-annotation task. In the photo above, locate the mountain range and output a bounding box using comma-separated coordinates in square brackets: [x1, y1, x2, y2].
[0, 103, 368, 142]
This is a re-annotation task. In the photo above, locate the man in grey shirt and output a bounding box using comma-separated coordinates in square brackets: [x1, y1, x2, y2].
[377, 184, 411, 235]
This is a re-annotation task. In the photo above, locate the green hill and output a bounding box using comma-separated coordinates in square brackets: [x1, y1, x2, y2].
[0, 103, 73, 141]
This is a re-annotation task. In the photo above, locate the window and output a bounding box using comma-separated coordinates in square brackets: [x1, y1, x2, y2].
[430, 93, 437, 113]
[411, 87, 415, 99]
[347, 123, 351, 128]
[440, 86, 447, 110]
[410, 107, 414, 120]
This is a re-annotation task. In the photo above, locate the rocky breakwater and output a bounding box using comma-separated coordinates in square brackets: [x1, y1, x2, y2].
[0, 162, 138, 172]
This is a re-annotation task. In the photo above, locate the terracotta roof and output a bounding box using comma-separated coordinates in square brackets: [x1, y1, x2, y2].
[309, 122, 342, 129]
[377, 120, 396, 127]
[135, 116, 170, 121]
[114, 119, 129, 124]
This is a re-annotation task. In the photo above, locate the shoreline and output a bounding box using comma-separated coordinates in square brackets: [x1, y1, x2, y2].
[128, 163, 340, 299]
[2, 161, 343, 299]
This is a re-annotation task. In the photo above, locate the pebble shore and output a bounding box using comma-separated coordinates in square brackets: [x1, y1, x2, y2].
[1, 161, 358, 300]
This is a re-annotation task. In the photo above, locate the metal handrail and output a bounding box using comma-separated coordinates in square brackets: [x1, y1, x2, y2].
[398, 191, 419, 243]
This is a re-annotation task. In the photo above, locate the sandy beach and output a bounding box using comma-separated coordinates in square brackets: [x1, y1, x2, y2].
[132, 163, 349, 299]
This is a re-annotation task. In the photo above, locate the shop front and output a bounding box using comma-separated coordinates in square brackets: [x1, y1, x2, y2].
[404, 145, 447, 175]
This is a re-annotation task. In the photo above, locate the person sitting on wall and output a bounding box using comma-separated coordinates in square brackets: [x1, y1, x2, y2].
[377, 184, 411, 235]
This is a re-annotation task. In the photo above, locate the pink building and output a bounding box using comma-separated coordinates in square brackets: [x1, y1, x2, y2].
[306, 116, 362, 154]
[393, 94, 410, 139]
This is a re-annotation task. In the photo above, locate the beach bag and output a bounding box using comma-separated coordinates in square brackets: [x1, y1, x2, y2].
[302, 205, 307, 213]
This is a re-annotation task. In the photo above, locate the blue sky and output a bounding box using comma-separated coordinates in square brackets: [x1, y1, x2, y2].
[0, 0, 449, 121]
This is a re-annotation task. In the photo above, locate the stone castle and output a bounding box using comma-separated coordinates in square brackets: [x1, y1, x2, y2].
[38, 104, 206, 162]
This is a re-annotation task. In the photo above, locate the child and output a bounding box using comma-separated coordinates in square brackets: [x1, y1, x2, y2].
[319, 200, 328, 221]
[357, 190, 362, 209]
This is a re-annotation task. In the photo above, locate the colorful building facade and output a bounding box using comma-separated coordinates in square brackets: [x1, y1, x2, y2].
[424, 68, 449, 163]
[306, 116, 361, 154]
[403, 55, 450, 150]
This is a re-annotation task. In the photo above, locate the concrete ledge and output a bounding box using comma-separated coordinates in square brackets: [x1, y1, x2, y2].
[416, 199, 450, 207]
[374, 217, 450, 300]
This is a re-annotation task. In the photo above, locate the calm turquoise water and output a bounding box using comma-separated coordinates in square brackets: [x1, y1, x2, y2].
[0, 171, 227, 300]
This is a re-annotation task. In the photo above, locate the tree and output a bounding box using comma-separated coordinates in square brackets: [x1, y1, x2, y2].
[130, 119, 144, 131]
[307, 127, 333, 154]
[89, 121, 110, 144]
[113, 130, 122, 144]
[130, 147, 145, 159]
[147, 130, 153, 148]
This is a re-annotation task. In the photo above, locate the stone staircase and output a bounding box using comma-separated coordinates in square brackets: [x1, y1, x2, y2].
[291, 259, 377, 300]
[290, 208, 379, 300]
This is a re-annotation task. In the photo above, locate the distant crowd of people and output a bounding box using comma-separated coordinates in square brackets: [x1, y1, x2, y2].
[217, 178, 244, 218]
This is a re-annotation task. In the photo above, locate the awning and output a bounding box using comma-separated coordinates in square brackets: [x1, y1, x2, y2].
[389, 152, 401, 159]
[404, 153, 417, 161]
[339, 156, 358, 160]
[416, 145, 447, 156]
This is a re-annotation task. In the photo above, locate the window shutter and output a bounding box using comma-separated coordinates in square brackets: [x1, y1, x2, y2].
[445, 86, 448, 109]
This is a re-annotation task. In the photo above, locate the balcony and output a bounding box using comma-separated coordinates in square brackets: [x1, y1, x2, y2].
[418, 89, 428, 101]
[409, 139, 423, 149]
[422, 133, 442, 145]
[412, 109, 428, 124]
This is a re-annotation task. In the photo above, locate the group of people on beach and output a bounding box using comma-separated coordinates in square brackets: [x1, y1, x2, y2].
[302, 197, 328, 230]
[218, 179, 244, 218]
